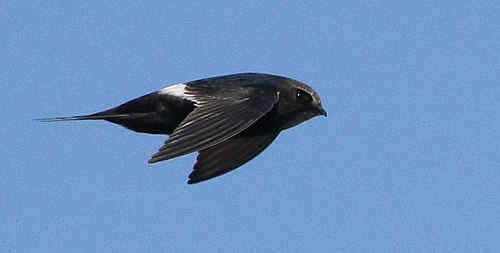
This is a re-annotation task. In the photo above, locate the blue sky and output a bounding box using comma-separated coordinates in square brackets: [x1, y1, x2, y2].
[1, 1, 499, 252]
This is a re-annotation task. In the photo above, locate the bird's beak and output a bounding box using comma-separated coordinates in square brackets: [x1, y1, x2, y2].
[317, 105, 327, 117]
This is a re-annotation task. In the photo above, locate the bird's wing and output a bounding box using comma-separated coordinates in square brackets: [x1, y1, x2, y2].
[188, 131, 280, 184]
[148, 85, 279, 163]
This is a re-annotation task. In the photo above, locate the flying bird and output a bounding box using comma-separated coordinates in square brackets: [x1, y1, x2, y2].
[39, 73, 327, 184]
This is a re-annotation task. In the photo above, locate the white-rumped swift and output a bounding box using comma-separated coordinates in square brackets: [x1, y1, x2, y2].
[39, 73, 327, 184]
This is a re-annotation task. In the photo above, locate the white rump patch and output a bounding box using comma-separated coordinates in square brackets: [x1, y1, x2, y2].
[158, 83, 189, 99]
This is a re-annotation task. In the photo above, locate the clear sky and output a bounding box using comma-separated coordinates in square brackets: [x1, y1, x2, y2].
[1, 1, 499, 252]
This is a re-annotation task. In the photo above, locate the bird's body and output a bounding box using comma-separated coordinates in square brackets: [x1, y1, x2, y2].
[40, 73, 326, 184]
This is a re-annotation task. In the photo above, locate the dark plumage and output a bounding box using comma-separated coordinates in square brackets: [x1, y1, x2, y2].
[39, 73, 327, 184]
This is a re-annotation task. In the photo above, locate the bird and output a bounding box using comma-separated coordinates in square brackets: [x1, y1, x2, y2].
[39, 73, 327, 184]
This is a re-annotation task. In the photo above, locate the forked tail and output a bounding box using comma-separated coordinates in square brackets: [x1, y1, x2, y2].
[35, 112, 128, 122]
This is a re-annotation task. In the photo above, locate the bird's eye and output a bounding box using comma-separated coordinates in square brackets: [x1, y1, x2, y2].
[295, 89, 312, 102]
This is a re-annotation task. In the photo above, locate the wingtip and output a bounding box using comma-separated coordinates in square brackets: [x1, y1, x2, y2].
[148, 153, 166, 163]
[148, 157, 160, 164]
[186, 169, 207, 185]
[148, 152, 176, 163]
[187, 176, 203, 185]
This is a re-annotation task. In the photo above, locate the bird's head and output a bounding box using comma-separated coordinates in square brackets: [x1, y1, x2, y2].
[276, 79, 327, 130]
